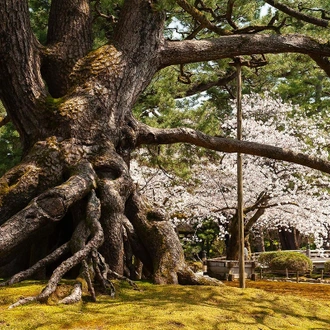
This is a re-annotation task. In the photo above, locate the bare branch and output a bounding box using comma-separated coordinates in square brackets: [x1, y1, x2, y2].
[244, 191, 270, 214]
[264, 0, 329, 27]
[225, 0, 237, 29]
[182, 71, 237, 97]
[175, 0, 232, 36]
[136, 125, 330, 175]
[298, 5, 330, 20]
[93, 0, 117, 23]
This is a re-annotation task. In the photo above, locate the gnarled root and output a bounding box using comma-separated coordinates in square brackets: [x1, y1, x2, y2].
[8, 189, 105, 308]
[125, 191, 223, 286]
[0, 242, 70, 287]
[4, 151, 222, 310]
[58, 282, 83, 304]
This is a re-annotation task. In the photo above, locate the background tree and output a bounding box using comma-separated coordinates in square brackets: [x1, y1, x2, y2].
[132, 94, 330, 259]
[1, 0, 330, 306]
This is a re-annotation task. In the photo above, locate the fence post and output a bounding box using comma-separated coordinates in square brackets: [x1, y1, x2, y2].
[202, 250, 207, 275]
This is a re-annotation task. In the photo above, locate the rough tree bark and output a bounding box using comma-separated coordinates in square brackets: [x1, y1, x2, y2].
[278, 227, 302, 250]
[1, 0, 330, 305]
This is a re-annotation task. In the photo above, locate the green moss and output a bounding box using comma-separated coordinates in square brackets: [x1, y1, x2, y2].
[1, 280, 330, 329]
[42, 95, 64, 113]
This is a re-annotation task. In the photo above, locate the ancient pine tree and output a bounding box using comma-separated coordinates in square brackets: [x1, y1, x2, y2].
[1, 0, 330, 305]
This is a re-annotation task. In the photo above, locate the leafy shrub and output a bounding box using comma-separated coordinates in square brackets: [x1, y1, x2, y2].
[324, 260, 330, 273]
[258, 252, 281, 267]
[269, 252, 312, 272]
[258, 251, 312, 273]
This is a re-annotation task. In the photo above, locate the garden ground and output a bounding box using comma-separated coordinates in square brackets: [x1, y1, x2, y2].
[0, 279, 329, 329]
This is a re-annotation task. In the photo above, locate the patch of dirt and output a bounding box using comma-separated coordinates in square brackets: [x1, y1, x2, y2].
[225, 279, 330, 300]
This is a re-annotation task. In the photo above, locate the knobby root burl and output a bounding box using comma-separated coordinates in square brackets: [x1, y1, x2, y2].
[0, 140, 221, 309]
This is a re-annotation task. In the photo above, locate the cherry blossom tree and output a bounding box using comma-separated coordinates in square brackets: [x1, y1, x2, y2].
[132, 94, 330, 258]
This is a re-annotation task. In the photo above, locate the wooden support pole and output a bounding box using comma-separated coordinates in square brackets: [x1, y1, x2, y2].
[236, 59, 245, 289]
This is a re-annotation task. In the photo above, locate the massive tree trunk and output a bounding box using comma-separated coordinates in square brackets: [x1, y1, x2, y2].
[1, 0, 330, 305]
[226, 193, 269, 259]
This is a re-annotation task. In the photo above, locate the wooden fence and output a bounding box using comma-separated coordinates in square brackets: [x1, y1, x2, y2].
[206, 249, 330, 280]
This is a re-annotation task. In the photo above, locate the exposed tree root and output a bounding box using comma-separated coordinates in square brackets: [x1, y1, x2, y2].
[8, 296, 38, 309]
[108, 269, 140, 291]
[0, 242, 70, 287]
[81, 259, 96, 302]
[8, 189, 104, 308]
[58, 282, 83, 304]
[92, 251, 116, 297]
[93, 250, 140, 292]
[125, 191, 223, 286]
[0, 161, 97, 258]
[4, 155, 221, 310]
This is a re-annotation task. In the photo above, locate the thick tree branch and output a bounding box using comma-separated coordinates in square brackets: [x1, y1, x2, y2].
[113, 0, 165, 57]
[0, 0, 47, 146]
[309, 55, 330, 77]
[136, 125, 330, 175]
[264, 0, 329, 28]
[245, 208, 265, 233]
[160, 34, 330, 75]
[43, 0, 93, 97]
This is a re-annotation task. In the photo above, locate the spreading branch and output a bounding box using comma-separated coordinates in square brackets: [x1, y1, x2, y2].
[161, 34, 330, 77]
[136, 125, 330, 175]
[182, 71, 237, 97]
[309, 54, 330, 77]
[264, 0, 329, 28]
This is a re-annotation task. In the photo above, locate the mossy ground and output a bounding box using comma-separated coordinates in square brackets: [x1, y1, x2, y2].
[0, 279, 330, 329]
